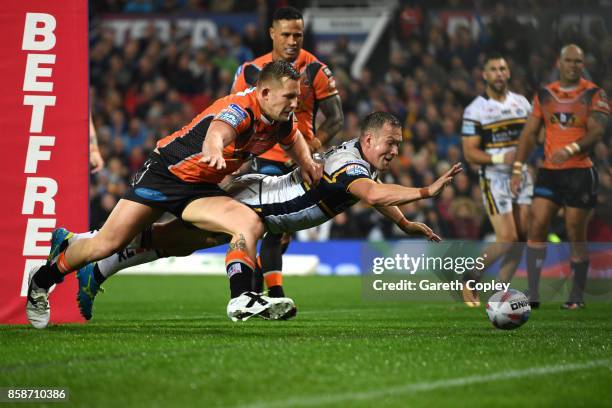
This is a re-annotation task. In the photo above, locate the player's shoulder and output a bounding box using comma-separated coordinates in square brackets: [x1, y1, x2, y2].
[249, 53, 273, 67]
[542, 81, 559, 93]
[581, 78, 601, 90]
[298, 49, 321, 64]
[508, 91, 531, 107]
[326, 139, 373, 175]
[211, 91, 257, 124]
[463, 95, 487, 120]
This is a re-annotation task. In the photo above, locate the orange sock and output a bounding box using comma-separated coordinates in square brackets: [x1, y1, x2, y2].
[264, 271, 283, 288]
[57, 251, 74, 274]
[225, 249, 255, 270]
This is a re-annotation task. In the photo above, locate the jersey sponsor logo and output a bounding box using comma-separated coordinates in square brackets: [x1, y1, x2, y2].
[516, 108, 525, 116]
[216, 109, 245, 128]
[346, 164, 369, 177]
[134, 187, 167, 201]
[228, 103, 247, 119]
[462, 121, 476, 134]
[550, 112, 581, 128]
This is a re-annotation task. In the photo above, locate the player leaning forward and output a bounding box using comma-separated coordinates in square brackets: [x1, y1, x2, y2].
[26, 61, 323, 328]
[460, 53, 533, 307]
[34, 112, 462, 324]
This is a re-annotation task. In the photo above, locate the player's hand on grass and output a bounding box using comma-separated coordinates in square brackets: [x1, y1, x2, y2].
[301, 161, 323, 186]
[402, 221, 441, 242]
[200, 150, 226, 170]
[551, 147, 571, 165]
[428, 163, 462, 197]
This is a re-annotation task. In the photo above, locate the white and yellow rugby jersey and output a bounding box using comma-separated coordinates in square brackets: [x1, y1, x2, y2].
[461, 91, 531, 174]
[227, 138, 378, 234]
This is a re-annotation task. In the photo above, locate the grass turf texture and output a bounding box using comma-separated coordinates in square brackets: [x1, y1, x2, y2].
[2, 275, 611, 408]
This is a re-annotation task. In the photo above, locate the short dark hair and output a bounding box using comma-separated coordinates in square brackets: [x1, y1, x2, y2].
[361, 111, 402, 134]
[257, 60, 300, 86]
[273, 7, 303, 22]
[483, 52, 506, 67]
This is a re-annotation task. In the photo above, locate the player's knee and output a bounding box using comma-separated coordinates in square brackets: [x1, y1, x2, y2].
[90, 237, 125, 260]
[528, 218, 548, 239]
[497, 231, 518, 242]
[231, 211, 265, 240]
[237, 211, 265, 239]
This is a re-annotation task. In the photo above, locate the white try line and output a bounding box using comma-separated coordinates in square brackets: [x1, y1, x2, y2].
[243, 358, 612, 408]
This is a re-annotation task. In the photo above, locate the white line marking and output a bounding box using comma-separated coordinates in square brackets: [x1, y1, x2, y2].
[243, 358, 612, 408]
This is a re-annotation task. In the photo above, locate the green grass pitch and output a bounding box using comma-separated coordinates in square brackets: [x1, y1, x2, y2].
[2, 275, 612, 407]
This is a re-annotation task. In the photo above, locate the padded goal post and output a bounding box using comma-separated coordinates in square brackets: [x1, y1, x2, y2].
[0, 1, 88, 324]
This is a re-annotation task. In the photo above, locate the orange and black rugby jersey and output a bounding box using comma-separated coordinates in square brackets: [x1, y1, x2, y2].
[532, 78, 610, 169]
[231, 49, 338, 163]
[156, 88, 298, 183]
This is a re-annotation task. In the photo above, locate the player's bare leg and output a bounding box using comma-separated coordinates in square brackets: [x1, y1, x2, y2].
[562, 206, 592, 309]
[181, 196, 294, 321]
[27, 200, 164, 328]
[181, 196, 263, 295]
[526, 198, 559, 307]
[67, 219, 230, 321]
[496, 203, 530, 283]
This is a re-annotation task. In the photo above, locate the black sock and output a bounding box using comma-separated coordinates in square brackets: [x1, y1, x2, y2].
[93, 264, 106, 284]
[268, 285, 285, 298]
[140, 226, 153, 249]
[259, 232, 285, 294]
[33, 263, 65, 290]
[568, 260, 589, 303]
[252, 258, 264, 293]
[526, 246, 546, 302]
[228, 262, 254, 298]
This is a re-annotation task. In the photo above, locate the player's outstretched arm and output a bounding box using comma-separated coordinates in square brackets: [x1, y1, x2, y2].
[199, 120, 237, 170]
[428, 163, 462, 197]
[284, 130, 323, 185]
[348, 164, 461, 207]
[374, 205, 441, 242]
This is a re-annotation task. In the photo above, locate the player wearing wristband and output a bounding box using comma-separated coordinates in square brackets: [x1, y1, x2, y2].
[35, 112, 461, 323]
[26, 61, 322, 327]
[460, 53, 533, 307]
[512, 44, 610, 309]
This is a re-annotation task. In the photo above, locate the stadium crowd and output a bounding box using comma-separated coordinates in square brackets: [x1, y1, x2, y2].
[88, 1, 612, 241]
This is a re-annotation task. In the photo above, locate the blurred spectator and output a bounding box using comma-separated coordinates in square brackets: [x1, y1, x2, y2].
[88, 2, 610, 240]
